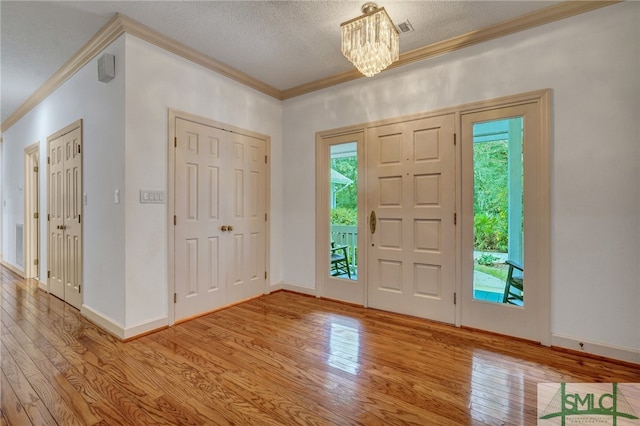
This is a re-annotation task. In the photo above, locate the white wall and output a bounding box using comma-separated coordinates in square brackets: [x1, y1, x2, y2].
[1, 36, 127, 325]
[0, 140, 3, 260]
[1, 2, 637, 359]
[122, 35, 283, 329]
[282, 3, 640, 355]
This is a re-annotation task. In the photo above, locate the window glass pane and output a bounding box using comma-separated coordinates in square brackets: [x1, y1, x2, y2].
[329, 142, 357, 281]
[472, 118, 523, 305]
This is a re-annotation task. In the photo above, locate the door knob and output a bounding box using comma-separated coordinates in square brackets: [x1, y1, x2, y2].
[221, 225, 228, 232]
[227, 225, 233, 232]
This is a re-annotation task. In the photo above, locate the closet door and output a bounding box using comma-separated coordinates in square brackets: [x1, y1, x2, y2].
[48, 122, 82, 309]
[174, 118, 267, 322]
[48, 134, 65, 299]
[225, 132, 267, 303]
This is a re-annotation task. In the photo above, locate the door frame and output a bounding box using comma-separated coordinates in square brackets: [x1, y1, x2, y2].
[315, 89, 550, 343]
[458, 90, 551, 345]
[315, 130, 366, 305]
[24, 142, 41, 281]
[167, 109, 271, 325]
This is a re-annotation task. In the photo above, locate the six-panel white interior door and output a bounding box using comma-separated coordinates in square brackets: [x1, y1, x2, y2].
[174, 117, 267, 322]
[47, 121, 83, 309]
[366, 114, 456, 323]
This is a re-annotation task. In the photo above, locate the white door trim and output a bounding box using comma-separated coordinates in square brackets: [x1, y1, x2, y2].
[167, 109, 271, 325]
[24, 142, 40, 280]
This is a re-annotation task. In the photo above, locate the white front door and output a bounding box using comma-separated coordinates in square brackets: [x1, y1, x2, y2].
[174, 118, 267, 321]
[367, 114, 456, 323]
[48, 123, 82, 309]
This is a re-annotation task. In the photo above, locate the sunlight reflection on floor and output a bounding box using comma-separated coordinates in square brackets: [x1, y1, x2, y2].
[328, 321, 361, 375]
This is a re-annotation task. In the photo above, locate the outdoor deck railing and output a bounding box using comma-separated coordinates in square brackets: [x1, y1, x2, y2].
[331, 225, 358, 269]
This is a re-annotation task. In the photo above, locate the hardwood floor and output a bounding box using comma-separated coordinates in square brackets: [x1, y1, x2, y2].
[1, 267, 639, 425]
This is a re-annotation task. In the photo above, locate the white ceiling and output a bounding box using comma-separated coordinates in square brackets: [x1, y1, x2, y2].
[0, 0, 562, 124]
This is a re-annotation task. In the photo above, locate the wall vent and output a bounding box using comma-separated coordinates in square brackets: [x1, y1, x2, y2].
[396, 20, 414, 35]
[16, 223, 24, 267]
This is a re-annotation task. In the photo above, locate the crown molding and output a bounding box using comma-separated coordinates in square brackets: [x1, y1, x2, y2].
[280, 0, 620, 99]
[1, 13, 282, 133]
[116, 14, 282, 100]
[1, 1, 620, 132]
[1, 14, 125, 133]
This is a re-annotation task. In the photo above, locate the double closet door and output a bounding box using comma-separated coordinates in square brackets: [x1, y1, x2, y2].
[48, 121, 83, 310]
[174, 117, 267, 322]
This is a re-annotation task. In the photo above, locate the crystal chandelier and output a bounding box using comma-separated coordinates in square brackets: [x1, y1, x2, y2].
[341, 2, 399, 77]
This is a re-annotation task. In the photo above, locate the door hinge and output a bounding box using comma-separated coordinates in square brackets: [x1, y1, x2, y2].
[174, 215, 177, 226]
[265, 155, 268, 164]
[47, 271, 51, 278]
[47, 214, 50, 221]
[34, 212, 39, 219]
[78, 214, 81, 223]
[265, 213, 267, 222]
[34, 166, 39, 173]
[34, 259, 39, 266]
[174, 137, 177, 147]
[264, 271, 267, 279]
[79, 285, 81, 293]
[454, 133, 457, 145]
[454, 213, 457, 225]
[174, 293, 177, 303]
[78, 145, 81, 154]
[454, 292, 457, 305]
[47, 157, 51, 164]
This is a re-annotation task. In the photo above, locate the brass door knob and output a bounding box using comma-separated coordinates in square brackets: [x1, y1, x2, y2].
[221, 225, 228, 232]
[227, 225, 234, 231]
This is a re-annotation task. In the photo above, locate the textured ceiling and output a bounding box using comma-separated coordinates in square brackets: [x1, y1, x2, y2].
[1, 1, 562, 125]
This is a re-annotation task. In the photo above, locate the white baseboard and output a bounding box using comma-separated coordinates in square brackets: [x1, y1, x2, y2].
[279, 281, 317, 296]
[0, 260, 25, 278]
[552, 333, 640, 365]
[123, 316, 168, 340]
[82, 304, 169, 340]
[81, 305, 126, 339]
[267, 281, 283, 292]
[38, 280, 47, 291]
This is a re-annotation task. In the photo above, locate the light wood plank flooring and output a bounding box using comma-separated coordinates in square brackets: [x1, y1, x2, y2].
[1, 266, 638, 425]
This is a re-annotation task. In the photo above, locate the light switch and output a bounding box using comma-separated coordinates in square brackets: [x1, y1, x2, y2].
[140, 189, 165, 204]
[114, 189, 120, 204]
